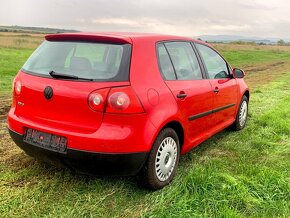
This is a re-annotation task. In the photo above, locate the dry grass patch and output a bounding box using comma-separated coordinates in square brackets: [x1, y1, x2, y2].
[0, 95, 11, 120]
[0, 33, 43, 49]
[213, 43, 290, 52]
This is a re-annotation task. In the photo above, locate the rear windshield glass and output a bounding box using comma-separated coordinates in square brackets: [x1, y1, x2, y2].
[22, 40, 131, 81]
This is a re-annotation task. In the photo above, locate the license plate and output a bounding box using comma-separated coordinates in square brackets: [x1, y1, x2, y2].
[24, 128, 67, 153]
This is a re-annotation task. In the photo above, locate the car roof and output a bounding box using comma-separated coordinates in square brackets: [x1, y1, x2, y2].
[45, 32, 204, 44]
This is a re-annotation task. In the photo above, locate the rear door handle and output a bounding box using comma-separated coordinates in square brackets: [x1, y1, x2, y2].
[177, 93, 187, 99]
[213, 87, 219, 93]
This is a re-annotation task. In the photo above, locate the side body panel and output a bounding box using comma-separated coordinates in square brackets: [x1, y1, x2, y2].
[208, 78, 238, 130]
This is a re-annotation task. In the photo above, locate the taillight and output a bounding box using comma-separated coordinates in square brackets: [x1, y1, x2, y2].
[12, 78, 21, 96]
[108, 92, 130, 110]
[88, 88, 110, 112]
[11, 77, 21, 107]
[87, 86, 144, 114]
[106, 86, 144, 114]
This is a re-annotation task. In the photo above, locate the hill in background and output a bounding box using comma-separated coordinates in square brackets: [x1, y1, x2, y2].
[0, 25, 79, 34]
[198, 34, 290, 44]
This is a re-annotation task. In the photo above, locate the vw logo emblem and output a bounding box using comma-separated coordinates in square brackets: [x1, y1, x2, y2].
[44, 86, 53, 100]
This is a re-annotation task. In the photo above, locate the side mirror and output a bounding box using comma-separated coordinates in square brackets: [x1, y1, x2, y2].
[232, 68, 245, 79]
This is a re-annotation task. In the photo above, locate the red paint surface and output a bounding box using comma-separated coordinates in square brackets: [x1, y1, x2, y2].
[8, 33, 249, 154]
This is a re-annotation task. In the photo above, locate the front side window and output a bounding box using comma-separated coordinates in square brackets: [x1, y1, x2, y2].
[195, 43, 229, 79]
[22, 40, 131, 81]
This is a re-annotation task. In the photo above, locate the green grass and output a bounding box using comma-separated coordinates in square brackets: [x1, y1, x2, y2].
[221, 49, 290, 67]
[1, 71, 289, 217]
[144, 75, 290, 217]
[0, 48, 34, 94]
[1, 43, 290, 217]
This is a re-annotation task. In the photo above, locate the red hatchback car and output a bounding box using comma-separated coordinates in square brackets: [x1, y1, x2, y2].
[8, 33, 249, 189]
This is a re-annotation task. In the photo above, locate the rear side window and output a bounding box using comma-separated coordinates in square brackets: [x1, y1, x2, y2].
[157, 44, 176, 80]
[22, 40, 131, 81]
[157, 42, 203, 80]
[195, 43, 230, 79]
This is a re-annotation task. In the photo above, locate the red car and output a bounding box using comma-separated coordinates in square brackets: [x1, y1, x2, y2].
[8, 33, 249, 189]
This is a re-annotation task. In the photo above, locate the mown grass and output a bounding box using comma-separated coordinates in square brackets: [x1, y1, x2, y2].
[0, 33, 43, 95]
[0, 34, 290, 217]
[145, 75, 290, 217]
[0, 48, 34, 94]
[214, 43, 290, 68]
[222, 49, 290, 67]
[1, 71, 289, 217]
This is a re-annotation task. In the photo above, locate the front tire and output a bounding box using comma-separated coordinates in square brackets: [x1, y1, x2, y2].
[232, 95, 248, 130]
[138, 128, 180, 190]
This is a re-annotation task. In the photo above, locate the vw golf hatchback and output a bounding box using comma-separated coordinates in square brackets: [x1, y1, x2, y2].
[8, 33, 249, 189]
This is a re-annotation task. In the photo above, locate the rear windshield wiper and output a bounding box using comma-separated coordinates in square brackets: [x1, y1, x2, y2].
[49, 71, 93, 81]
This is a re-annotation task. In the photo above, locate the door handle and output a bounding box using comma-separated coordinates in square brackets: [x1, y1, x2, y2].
[213, 87, 219, 93]
[177, 93, 187, 99]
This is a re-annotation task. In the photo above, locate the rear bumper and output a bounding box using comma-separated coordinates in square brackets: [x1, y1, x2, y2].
[9, 128, 148, 176]
[8, 108, 156, 153]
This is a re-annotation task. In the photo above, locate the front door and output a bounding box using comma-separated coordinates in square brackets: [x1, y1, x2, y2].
[195, 43, 238, 130]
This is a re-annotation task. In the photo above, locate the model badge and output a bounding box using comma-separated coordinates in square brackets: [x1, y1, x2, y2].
[17, 101, 24, 106]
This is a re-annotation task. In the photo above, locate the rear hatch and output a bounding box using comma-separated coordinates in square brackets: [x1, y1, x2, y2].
[14, 35, 132, 133]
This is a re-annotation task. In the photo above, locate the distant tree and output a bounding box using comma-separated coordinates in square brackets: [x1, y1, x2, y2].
[277, 39, 285, 45]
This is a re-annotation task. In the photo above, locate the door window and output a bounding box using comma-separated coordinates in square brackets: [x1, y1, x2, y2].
[157, 44, 176, 80]
[196, 43, 230, 79]
[157, 42, 203, 80]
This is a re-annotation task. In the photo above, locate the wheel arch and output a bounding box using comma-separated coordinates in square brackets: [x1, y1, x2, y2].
[243, 90, 250, 101]
[234, 89, 250, 119]
[160, 120, 184, 149]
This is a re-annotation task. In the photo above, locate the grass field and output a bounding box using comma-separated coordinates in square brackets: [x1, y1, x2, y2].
[0, 34, 289, 217]
[0, 33, 43, 95]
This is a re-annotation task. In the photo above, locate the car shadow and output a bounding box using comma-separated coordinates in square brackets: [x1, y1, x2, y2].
[4, 126, 235, 194]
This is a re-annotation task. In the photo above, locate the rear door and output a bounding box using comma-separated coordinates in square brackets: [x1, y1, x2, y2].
[195, 43, 238, 129]
[157, 41, 213, 144]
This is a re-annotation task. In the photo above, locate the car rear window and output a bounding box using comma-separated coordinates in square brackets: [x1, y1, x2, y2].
[22, 40, 131, 81]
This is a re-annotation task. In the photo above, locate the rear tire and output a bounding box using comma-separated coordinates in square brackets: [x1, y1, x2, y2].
[232, 95, 248, 131]
[138, 128, 180, 190]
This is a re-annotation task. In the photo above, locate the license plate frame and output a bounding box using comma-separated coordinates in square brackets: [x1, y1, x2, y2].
[23, 128, 67, 153]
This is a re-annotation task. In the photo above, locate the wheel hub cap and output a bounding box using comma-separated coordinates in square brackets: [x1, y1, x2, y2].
[239, 101, 248, 127]
[155, 137, 177, 182]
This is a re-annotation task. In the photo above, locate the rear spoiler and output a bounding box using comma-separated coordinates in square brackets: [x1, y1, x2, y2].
[45, 33, 132, 44]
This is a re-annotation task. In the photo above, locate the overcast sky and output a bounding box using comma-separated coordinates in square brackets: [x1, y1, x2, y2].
[1, 0, 290, 38]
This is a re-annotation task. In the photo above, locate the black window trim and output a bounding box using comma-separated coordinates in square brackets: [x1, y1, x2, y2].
[156, 40, 206, 81]
[155, 42, 178, 80]
[193, 42, 232, 80]
[163, 43, 178, 80]
[190, 42, 208, 79]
